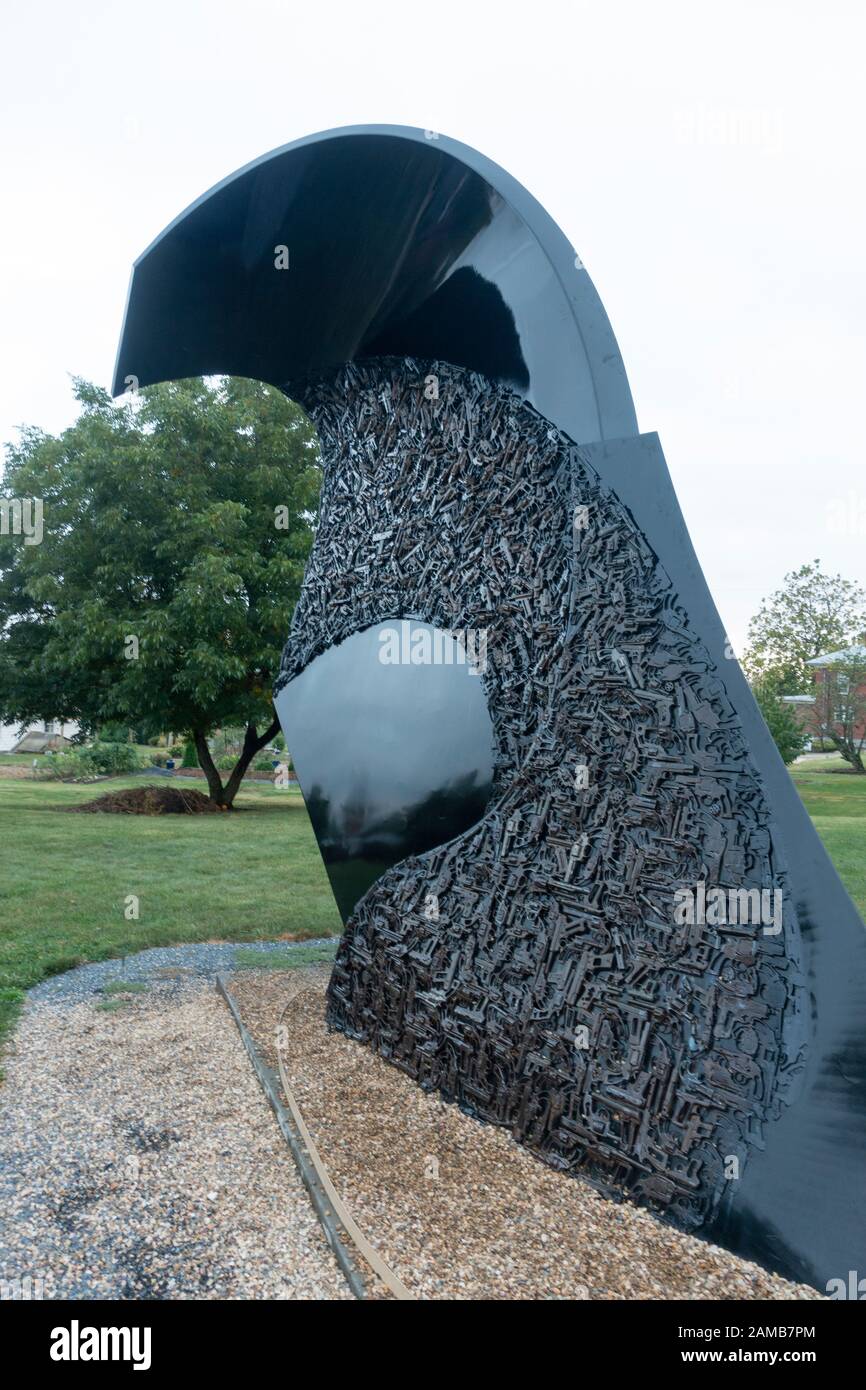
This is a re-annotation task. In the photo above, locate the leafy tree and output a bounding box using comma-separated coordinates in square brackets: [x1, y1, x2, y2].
[743, 560, 866, 692]
[808, 652, 866, 773]
[751, 674, 807, 766]
[0, 376, 319, 805]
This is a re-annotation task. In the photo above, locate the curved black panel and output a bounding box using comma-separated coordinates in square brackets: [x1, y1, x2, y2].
[111, 126, 637, 446]
[275, 621, 494, 921]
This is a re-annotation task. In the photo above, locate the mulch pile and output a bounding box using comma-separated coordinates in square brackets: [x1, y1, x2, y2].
[67, 786, 223, 815]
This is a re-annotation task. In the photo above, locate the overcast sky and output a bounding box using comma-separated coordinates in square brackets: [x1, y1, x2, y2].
[1, 0, 863, 654]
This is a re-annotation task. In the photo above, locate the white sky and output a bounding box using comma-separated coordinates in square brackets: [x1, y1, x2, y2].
[1, 0, 863, 654]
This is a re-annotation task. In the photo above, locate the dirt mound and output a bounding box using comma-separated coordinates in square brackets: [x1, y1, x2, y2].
[68, 786, 224, 815]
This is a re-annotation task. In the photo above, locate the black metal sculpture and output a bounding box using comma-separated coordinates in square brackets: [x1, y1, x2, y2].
[114, 126, 866, 1293]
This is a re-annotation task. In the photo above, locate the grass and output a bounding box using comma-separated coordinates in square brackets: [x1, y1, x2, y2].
[0, 775, 342, 1049]
[233, 943, 338, 970]
[789, 754, 866, 917]
[0, 754, 863, 1060]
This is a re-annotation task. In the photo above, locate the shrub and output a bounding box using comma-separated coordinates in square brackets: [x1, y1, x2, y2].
[36, 741, 143, 781]
[97, 745, 141, 778]
[87, 742, 144, 775]
[99, 721, 134, 743]
[181, 738, 199, 768]
[752, 679, 807, 766]
[34, 749, 93, 781]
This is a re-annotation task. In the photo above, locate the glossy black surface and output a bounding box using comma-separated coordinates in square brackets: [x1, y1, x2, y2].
[112, 126, 637, 446]
[585, 433, 866, 1288]
[275, 621, 494, 921]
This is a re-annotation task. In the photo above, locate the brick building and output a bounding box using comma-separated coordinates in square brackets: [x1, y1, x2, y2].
[805, 644, 866, 742]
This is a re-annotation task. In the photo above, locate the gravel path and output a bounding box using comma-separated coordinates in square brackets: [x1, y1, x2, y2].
[0, 958, 348, 1300]
[27, 938, 336, 1005]
[228, 970, 824, 1303]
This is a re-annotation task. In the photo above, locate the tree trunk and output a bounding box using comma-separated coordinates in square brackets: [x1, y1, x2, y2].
[830, 735, 866, 774]
[193, 730, 226, 804]
[222, 718, 281, 804]
[194, 719, 282, 806]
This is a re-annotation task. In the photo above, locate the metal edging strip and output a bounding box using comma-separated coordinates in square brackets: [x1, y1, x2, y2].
[215, 973, 369, 1300]
[217, 974, 419, 1300]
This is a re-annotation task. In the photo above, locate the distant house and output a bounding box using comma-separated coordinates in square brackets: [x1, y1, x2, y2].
[0, 719, 81, 754]
[805, 644, 866, 742]
[780, 693, 815, 734]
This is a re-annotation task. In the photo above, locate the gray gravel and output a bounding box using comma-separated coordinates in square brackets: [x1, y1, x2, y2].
[27, 938, 337, 1005]
[0, 955, 348, 1301]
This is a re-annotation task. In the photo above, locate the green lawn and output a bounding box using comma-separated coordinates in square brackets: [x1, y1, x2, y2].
[789, 754, 866, 918]
[0, 755, 864, 1060]
[0, 775, 341, 1048]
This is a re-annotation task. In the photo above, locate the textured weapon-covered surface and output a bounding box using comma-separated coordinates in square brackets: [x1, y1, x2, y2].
[275, 359, 829, 1276]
